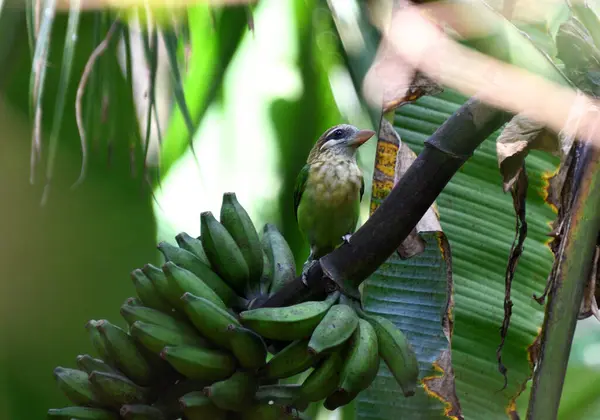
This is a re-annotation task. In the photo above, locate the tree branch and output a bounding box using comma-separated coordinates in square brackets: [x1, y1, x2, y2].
[259, 98, 512, 308]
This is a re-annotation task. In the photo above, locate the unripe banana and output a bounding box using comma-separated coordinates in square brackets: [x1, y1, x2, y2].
[162, 261, 227, 310]
[200, 211, 250, 294]
[297, 351, 343, 403]
[130, 269, 172, 313]
[261, 223, 296, 295]
[338, 318, 380, 396]
[140, 264, 179, 312]
[94, 320, 155, 386]
[240, 291, 339, 341]
[157, 242, 241, 308]
[181, 292, 241, 349]
[227, 324, 267, 369]
[259, 251, 273, 297]
[76, 355, 119, 376]
[53, 367, 99, 406]
[362, 313, 419, 397]
[175, 232, 211, 266]
[323, 389, 356, 411]
[220, 192, 264, 283]
[308, 304, 358, 355]
[129, 321, 208, 354]
[85, 320, 112, 363]
[47, 407, 118, 419]
[88, 371, 150, 406]
[241, 403, 295, 420]
[120, 404, 166, 419]
[203, 370, 257, 411]
[259, 339, 319, 380]
[120, 302, 197, 337]
[254, 384, 302, 406]
[160, 345, 236, 381]
[125, 297, 143, 306]
[179, 391, 228, 420]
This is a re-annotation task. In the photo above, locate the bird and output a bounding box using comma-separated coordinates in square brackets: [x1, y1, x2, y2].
[293, 124, 375, 277]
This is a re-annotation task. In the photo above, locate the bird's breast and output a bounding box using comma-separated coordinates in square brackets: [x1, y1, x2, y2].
[306, 159, 362, 206]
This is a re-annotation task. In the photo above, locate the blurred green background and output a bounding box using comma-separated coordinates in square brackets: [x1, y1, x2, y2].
[2, 0, 600, 419]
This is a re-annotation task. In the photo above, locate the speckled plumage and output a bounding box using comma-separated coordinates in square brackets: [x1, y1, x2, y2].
[294, 124, 373, 260]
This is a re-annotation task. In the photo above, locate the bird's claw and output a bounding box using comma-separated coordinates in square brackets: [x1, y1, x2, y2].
[342, 234, 353, 244]
[301, 259, 318, 286]
[301, 270, 309, 286]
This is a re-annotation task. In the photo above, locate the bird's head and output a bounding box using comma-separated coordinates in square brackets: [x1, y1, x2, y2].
[307, 124, 376, 162]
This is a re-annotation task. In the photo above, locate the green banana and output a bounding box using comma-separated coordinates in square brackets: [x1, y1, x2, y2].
[125, 297, 143, 306]
[200, 211, 249, 294]
[259, 250, 273, 297]
[130, 269, 172, 313]
[47, 407, 118, 419]
[95, 320, 154, 386]
[160, 345, 236, 381]
[76, 355, 119, 375]
[162, 261, 226, 309]
[156, 242, 241, 308]
[362, 312, 419, 397]
[88, 371, 150, 406]
[179, 391, 228, 420]
[175, 232, 211, 266]
[130, 320, 208, 354]
[119, 404, 166, 419]
[227, 324, 267, 370]
[261, 223, 295, 295]
[203, 370, 257, 411]
[120, 301, 197, 337]
[254, 384, 302, 406]
[323, 389, 356, 411]
[85, 320, 112, 363]
[220, 192, 263, 283]
[259, 339, 319, 380]
[308, 304, 358, 355]
[141, 264, 174, 306]
[53, 367, 99, 406]
[241, 403, 294, 420]
[181, 292, 241, 349]
[240, 291, 339, 341]
[338, 318, 380, 396]
[297, 351, 343, 403]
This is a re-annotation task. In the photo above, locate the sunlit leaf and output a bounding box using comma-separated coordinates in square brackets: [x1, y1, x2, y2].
[43, 0, 81, 204]
[158, 4, 248, 178]
[390, 89, 558, 419]
[29, 0, 57, 185]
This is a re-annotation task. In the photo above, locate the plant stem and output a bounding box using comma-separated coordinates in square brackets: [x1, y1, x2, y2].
[526, 142, 600, 420]
[260, 98, 511, 307]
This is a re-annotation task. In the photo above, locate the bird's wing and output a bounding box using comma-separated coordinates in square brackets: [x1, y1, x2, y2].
[360, 175, 365, 202]
[294, 164, 310, 221]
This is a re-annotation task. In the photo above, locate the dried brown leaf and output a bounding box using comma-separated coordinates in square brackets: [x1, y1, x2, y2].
[496, 114, 560, 192]
[377, 119, 441, 259]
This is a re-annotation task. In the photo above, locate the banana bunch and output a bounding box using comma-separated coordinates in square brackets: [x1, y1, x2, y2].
[48, 192, 419, 420]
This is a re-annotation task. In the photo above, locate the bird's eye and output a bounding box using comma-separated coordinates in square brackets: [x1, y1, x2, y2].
[332, 129, 344, 138]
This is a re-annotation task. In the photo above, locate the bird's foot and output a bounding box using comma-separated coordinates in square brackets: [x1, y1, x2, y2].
[342, 233, 353, 244]
[301, 258, 318, 286]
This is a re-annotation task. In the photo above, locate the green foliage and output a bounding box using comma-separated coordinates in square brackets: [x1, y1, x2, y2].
[0, 12, 157, 419]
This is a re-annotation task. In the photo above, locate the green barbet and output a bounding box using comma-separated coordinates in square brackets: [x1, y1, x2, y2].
[294, 124, 375, 275]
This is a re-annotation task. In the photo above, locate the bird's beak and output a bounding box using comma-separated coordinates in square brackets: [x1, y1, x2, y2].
[347, 129, 376, 148]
